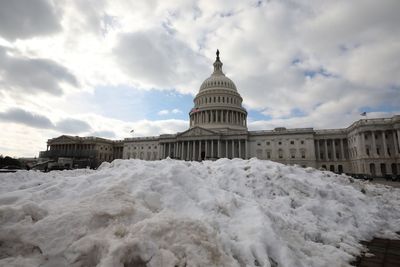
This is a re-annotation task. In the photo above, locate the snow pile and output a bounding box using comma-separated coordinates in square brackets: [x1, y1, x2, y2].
[1, 158, 399, 267]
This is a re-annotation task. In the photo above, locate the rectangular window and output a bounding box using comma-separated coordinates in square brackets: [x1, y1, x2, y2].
[290, 141, 294, 145]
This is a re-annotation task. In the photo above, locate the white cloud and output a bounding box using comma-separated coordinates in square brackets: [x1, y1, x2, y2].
[157, 108, 182, 115]
[1, 0, 400, 156]
[158, 110, 169, 115]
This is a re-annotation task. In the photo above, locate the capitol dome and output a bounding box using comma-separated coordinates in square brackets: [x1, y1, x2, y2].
[189, 50, 247, 131]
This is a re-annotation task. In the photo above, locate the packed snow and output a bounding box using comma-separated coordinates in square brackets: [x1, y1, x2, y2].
[1, 158, 399, 267]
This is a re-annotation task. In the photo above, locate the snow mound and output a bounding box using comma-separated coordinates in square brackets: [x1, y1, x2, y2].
[1, 158, 399, 267]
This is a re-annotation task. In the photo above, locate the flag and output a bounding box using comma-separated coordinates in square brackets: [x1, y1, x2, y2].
[130, 129, 134, 133]
[360, 112, 367, 116]
[191, 108, 200, 113]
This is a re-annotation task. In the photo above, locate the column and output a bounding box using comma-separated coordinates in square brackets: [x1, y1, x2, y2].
[332, 139, 337, 161]
[361, 132, 366, 157]
[217, 140, 221, 158]
[393, 130, 399, 155]
[225, 140, 228, 158]
[397, 130, 400, 154]
[205, 140, 208, 159]
[239, 140, 242, 158]
[371, 131, 377, 157]
[316, 140, 320, 160]
[198, 140, 202, 160]
[211, 140, 214, 158]
[324, 139, 328, 160]
[340, 139, 345, 160]
[174, 143, 177, 158]
[382, 131, 388, 157]
[232, 140, 235, 158]
[186, 141, 190, 160]
[192, 141, 196, 160]
[245, 140, 248, 159]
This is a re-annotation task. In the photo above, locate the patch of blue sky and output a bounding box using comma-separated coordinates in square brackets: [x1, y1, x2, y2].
[247, 109, 272, 121]
[89, 86, 193, 122]
[291, 108, 307, 117]
[248, 107, 306, 121]
[359, 105, 399, 114]
[304, 68, 337, 78]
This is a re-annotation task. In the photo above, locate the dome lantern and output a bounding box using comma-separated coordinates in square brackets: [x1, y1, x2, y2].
[212, 49, 224, 76]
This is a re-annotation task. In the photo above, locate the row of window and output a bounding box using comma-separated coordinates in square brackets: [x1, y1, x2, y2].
[196, 95, 239, 106]
[126, 145, 158, 150]
[126, 151, 158, 160]
[256, 148, 307, 159]
[99, 153, 113, 161]
[349, 131, 397, 145]
[202, 80, 235, 89]
[257, 140, 305, 146]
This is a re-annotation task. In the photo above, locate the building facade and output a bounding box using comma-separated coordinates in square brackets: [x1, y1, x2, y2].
[39, 135, 123, 169]
[40, 51, 400, 176]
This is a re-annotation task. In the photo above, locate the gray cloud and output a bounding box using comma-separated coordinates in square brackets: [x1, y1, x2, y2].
[0, 108, 91, 134]
[55, 119, 91, 134]
[0, 0, 61, 41]
[91, 130, 116, 139]
[0, 108, 54, 129]
[113, 29, 209, 92]
[0, 46, 78, 95]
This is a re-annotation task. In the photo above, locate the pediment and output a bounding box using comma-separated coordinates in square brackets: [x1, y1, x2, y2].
[50, 135, 78, 144]
[178, 127, 218, 138]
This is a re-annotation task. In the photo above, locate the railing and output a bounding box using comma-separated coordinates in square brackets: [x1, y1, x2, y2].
[124, 136, 160, 141]
[250, 128, 314, 134]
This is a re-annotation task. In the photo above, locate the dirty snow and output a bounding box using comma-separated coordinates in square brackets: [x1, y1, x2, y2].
[0, 158, 399, 267]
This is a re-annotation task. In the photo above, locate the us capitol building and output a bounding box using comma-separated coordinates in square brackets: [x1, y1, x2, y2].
[40, 51, 400, 177]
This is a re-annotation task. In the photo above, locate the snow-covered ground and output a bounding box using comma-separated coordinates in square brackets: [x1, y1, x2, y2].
[1, 158, 399, 267]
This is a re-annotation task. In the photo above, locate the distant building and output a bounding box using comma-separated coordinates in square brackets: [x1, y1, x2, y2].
[39, 135, 123, 169]
[39, 51, 400, 176]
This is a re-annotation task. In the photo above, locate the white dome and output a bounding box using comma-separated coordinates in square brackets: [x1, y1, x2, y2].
[200, 75, 237, 92]
[189, 50, 248, 131]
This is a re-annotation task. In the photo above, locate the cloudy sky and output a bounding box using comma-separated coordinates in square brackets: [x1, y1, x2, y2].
[1, 0, 399, 157]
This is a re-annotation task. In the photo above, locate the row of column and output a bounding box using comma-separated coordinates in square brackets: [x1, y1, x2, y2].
[49, 143, 95, 151]
[315, 139, 346, 161]
[360, 130, 400, 158]
[160, 139, 248, 160]
[190, 110, 246, 127]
